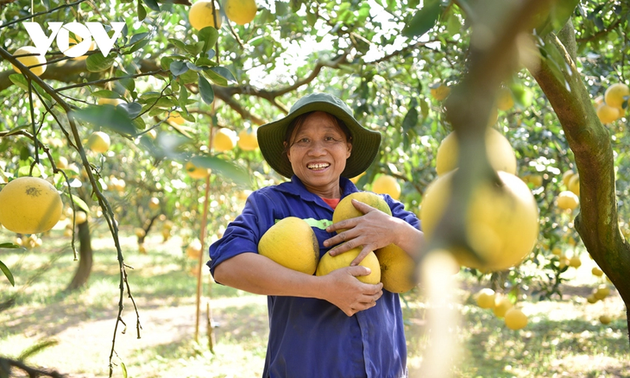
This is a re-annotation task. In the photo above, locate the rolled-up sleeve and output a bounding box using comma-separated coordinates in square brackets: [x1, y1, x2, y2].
[208, 191, 273, 279]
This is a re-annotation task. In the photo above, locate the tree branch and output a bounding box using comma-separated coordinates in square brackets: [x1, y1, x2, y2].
[0, 356, 66, 378]
[530, 23, 630, 340]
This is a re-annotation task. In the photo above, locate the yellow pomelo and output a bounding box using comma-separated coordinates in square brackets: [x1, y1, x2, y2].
[332, 192, 392, 232]
[604, 83, 630, 109]
[493, 296, 513, 318]
[213, 128, 237, 152]
[87, 131, 111, 153]
[149, 197, 160, 209]
[522, 174, 543, 188]
[420, 170, 539, 271]
[592, 266, 603, 277]
[593, 284, 610, 300]
[475, 288, 496, 309]
[556, 190, 579, 211]
[185, 161, 210, 179]
[135, 227, 146, 238]
[586, 294, 598, 304]
[237, 128, 259, 151]
[568, 174, 580, 196]
[0, 177, 63, 234]
[569, 255, 581, 268]
[561, 169, 575, 187]
[599, 314, 612, 325]
[74, 211, 88, 225]
[371, 175, 401, 200]
[98, 97, 124, 106]
[430, 83, 450, 101]
[189, 0, 223, 30]
[224, 0, 258, 25]
[316, 247, 381, 284]
[186, 239, 203, 259]
[435, 128, 517, 176]
[56, 156, 69, 169]
[374, 243, 416, 293]
[167, 112, 186, 125]
[596, 103, 621, 124]
[497, 87, 514, 111]
[67, 36, 96, 61]
[11, 46, 47, 77]
[593, 95, 604, 108]
[258, 217, 319, 275]
[504, 307, 528, 330]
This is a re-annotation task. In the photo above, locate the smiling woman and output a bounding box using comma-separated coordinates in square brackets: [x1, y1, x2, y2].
[207, 92, 425, 377]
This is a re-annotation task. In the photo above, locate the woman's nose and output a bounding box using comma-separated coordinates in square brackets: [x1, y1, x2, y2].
[306, 140, 327, 155]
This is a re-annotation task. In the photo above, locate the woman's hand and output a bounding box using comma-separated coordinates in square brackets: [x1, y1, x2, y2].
[319, 265, 383, 316]
[323, 199, 402, 265]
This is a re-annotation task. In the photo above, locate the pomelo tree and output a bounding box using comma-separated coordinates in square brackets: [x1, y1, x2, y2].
[1, 0, 629, 373]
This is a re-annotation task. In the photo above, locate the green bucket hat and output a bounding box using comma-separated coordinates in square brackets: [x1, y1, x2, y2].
[257, 93, 382, 179]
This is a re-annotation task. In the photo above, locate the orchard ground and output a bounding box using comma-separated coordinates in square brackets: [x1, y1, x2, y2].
[0, 222, 628, 378]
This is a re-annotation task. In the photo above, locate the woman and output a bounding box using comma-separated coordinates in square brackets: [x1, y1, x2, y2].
[208, 92, 424, 377]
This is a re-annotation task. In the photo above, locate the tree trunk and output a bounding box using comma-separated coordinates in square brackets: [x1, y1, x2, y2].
[64, 220, 93, 292]
[530, 22, 630, 345]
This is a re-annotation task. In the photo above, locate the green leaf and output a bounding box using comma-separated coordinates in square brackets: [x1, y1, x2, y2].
[121, 362, 128, 378]
[119, 102, 143, 118]
[140, 132, 191, 159]
[275, 0, 289, 16]
[191, 155, 250, 187]
[17, 339, 59, 361]
[170, 61, 189, 76]
[137, 0, 147, 21]
[142, 0, 160, 11]
[199, 27, 219, 54]
[8, 74, 29, 91]
[86, 53, 116, 72]
[169, 38, 187, 51]
[535, 0, 579, 36]
[0, 243, 22, 249]
[160, 56, 174, 70]
[403, 0, 441, 38]
[69, 193, 91, 213]
[198, 74, 214, 104]
[510, 83, 533, 109]
[402, 106, 419, 132]
[0, 260, 15, 287]
[195, 56, 217, 67]
[129, 32, 149, 45]
[179, 84, 189, 109]
[205, 67, 236, 86]
[184, 41, 204, 56]
[128, 38, 149, 54]
[92, 90, 121, 99]
[446, 12, 461, 37]
[71, 105, 138, 137]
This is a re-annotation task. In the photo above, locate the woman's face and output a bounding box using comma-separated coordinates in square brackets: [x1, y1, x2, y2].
[286, 111, 352, 197]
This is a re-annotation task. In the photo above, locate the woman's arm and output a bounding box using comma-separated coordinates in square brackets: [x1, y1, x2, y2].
[323, 199, 425, 264]
[214, 252, 383, 316]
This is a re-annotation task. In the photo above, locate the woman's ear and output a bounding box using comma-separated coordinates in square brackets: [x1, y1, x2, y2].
[284, 141, 290, 159]
[346, 142, 352, 158]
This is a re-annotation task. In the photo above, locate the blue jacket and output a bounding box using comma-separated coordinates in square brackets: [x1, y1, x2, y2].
[208, 176, 420, 378]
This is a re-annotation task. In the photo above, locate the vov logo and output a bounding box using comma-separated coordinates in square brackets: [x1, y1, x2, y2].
[23, 21, 125, 58]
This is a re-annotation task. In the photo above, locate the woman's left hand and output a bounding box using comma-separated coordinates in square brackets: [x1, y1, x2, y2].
[323, 199, 401, 265]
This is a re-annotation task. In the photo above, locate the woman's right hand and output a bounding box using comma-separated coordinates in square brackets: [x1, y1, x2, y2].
[319, 266, 383, 316]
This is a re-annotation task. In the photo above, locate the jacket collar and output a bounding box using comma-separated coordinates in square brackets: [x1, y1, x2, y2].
[276, 175, 359, 209]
